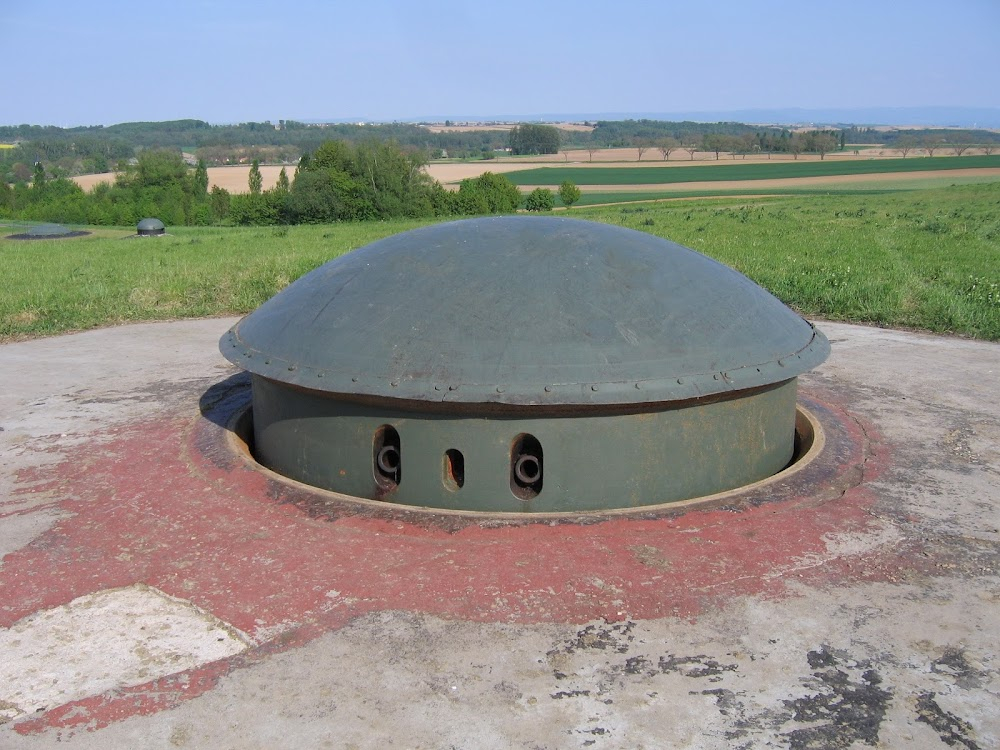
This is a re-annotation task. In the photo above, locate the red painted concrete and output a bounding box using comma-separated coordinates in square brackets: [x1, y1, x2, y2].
[3, 386, 899, 734]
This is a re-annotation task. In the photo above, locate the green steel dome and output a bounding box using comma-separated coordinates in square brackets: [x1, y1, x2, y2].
[220, 216, 830, 512]
[222, 216, 828, 407]
[136, 218, 166, 236]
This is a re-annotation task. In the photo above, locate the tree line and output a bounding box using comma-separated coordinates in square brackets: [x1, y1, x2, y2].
[0, 120, 522, 177]
[4, 118, 999, 186]
[584, 121, 999, 161]
[0, 140, 581, 227]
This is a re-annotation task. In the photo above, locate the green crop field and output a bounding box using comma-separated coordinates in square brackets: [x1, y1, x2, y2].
[1, 182, 998, 341]
[505, 155, 1000, 186]
[569, 173, 1000, 206]
[570, 189, 904, 207]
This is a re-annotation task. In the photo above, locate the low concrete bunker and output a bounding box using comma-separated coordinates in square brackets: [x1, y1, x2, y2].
[6, 223, 90, 240]
[221, 216, 829, 513]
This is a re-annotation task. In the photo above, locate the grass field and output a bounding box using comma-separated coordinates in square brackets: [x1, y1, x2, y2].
[0, 221, 431, 339]
[573, 183, 1000, 339]
[504, 155, 1000, 186]
[1, 182, 998, 341]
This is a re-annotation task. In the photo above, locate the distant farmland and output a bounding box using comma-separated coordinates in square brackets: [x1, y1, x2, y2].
[503, 155, 1000, 186]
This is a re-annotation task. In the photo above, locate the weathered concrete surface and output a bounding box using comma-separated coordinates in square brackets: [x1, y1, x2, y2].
[0, 318, 997, 748]
[0, 585, 247, 721]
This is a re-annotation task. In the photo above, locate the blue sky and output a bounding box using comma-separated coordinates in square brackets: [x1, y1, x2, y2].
[2, 0, 998, 126]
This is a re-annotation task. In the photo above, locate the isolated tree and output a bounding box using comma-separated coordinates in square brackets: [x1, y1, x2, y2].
[31, 162, 46, 191]
[703, 134, 727, 160]
[586, 145, 598, 162]
[634, 139, 649, 161]
[808, 132, 839, 160]
[524, 187, 554, 211]
[558, 180, 581, 208]
[683, 142, 699, 160]
[726, 136, 744, 159]
[248, 159, 263, 194]
[950, 141, 972, 156]
[788, 134, 804, 160]
[982, 144, 995, 156]
[734, 133, 757, 160]
[922, 136, 942, 157]
[276, 166, 290, 192]
[658, 137, 678, 161]
[895, 135, 918, 158]
[193, 158, 209, 196]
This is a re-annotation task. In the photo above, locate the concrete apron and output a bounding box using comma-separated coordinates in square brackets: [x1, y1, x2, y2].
[0, 318, 997, 749]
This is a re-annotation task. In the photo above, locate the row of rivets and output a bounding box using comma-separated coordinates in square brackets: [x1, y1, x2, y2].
[231, 343, 808, 395]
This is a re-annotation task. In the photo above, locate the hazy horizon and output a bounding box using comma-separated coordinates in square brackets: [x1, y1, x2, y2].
[3, 0, 998, 128]
[5, 106, 1000, 131]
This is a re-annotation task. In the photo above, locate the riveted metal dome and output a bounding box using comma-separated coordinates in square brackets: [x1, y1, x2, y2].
[137, 218, 165, 236]
[221, 216, 828, 407]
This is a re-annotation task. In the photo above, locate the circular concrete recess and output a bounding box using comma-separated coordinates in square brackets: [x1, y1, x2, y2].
[6, 223, 90, 240]
[222, 399, 830, 521]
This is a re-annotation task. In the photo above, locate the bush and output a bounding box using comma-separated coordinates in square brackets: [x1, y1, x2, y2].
[210, 185, 231, 222]
[230, 192, 281, 226]
[558, 180, 581, 208]
[524, 188, 555, 211]
[456, 172, 522, 214]
[287, 168, 373, 223]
